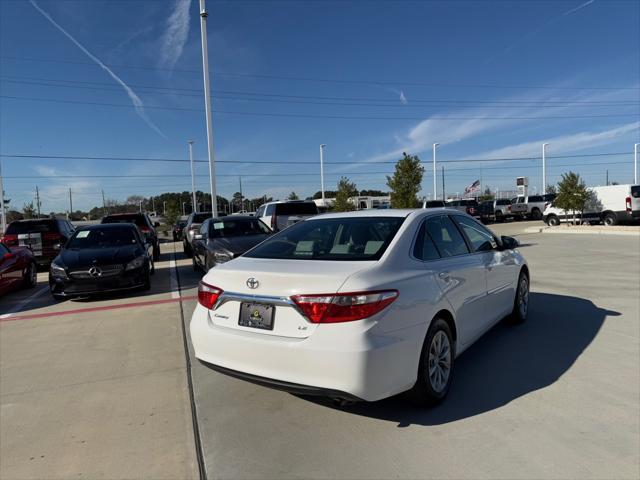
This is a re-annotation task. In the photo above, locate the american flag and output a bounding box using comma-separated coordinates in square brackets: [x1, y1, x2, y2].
[464, 180, 480, 195]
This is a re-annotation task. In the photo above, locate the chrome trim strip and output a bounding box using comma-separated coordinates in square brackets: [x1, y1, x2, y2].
[213, 291, 310, 322]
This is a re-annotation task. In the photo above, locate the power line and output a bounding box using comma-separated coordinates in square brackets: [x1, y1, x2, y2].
[2, 95, 637, 120]
[2, 55, 638, 91]
[2, 76, 637, 107]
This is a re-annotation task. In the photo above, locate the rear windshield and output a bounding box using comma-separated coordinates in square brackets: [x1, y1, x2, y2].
[631, 186, 640, 198]
[192, 213, 212, 223]
[528, 195, 544, 202]
[425, 201, 445, 208]
[496, 199, 511, 205]
[102, 215, 146, 227]
[460, 200, 478, 206]
[67, 227, 138, 249]
[6, 220, 56, 234]
[210, 218, 270, 237]
[244, 216, 405, 261]
[274, 203, 318, 215]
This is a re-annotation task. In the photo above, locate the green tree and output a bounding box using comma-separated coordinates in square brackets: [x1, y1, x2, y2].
[386, 152, 424, 208]
[287, 191, 299, 201]
[22, 201, 36, 219]
[555, 172, 590, 225]
[546, 184, 557, 194]
[333, 177, 358, 212]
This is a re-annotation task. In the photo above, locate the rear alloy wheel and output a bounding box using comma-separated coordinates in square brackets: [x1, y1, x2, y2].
[408, 318, 455, 406]
[153, 244, 160, 261]
[547, 215, 560, 227]
[531, 208, 542, 220]
[24, 262, 37, 288]
[509, 271, 529, 324]
[603, 212, 617, 226]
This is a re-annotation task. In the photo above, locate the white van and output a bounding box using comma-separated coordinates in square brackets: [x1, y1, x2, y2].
[542, 184, 640, 226]
[255, 200, 319, 231]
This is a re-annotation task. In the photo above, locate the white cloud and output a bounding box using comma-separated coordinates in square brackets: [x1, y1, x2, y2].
[159, 0, 191, 70]
[29, 0, 166, 138]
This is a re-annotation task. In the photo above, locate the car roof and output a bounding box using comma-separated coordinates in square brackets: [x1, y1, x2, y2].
[10, 218, 57, 223]
[307, 209, 417, 220]
[79, 223, 138, 230]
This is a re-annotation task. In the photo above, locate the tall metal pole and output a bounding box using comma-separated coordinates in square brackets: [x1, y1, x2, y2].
[634, 143, 639, 185]
[199, 0, 218, 218]
[441, 165, 445, 201]
[0, 158, 6, 234]
[542, 143, 549, 194]
[163, 201, 167, 215]
[188, 140, 197, 213]
[182, 202, 186, 216]
[432, 143, 439, 200]
[102, 189, 106, 216]
[239, 176, 243, 212]
[319, 144, 326, 203]
[35, 186, 41, 218]
[68, 188, 73, 220]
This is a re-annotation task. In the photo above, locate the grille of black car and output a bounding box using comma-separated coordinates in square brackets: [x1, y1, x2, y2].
[69, 264, 125, 279]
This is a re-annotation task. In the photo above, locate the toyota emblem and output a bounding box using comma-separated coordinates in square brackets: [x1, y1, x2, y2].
[246, 277, 259, 289]
[88, 266, 102, 278]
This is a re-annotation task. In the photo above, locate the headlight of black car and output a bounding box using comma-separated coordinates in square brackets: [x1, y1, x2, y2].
[125, 256, 146, 271]
[50, 261, 67, 278]
[214, 251, 233, 263]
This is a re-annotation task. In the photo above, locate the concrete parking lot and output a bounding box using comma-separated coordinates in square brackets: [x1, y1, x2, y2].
[1, 221, 639, 479]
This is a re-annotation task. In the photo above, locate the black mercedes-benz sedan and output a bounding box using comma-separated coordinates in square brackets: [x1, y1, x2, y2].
[192, 216, 271, 272]
[49, 223, 153, 300]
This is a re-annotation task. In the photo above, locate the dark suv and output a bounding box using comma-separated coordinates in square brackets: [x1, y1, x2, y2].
[1, 218, 75, 268]
[101, 213, 160, 260]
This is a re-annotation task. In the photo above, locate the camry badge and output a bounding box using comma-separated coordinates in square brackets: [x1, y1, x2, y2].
[246, 277, 259, 289]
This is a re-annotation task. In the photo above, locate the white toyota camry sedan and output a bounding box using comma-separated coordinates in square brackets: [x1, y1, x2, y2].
[190, 209, 529, 405]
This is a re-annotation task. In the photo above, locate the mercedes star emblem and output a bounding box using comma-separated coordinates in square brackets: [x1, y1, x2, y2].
[88, 266, 102, 278]
[246, 277, 259, 289]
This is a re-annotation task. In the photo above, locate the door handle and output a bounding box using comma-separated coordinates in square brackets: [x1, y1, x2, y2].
[438, 272, 451, 282]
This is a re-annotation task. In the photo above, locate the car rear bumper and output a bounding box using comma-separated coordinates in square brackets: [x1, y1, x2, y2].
[190, 304, 422, 402]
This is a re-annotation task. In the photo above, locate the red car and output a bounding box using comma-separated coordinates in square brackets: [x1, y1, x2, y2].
[0, 242, 37, 296]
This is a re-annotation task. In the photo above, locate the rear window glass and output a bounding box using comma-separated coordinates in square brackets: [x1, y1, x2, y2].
[210, 219, 270, 237]
[274, 203, 318, 215]
[528, 196, 543, 202]
[245, 216, 405, 261]
[67, 227, 138, 249]
[425, 201, 445, 208]
[496, 199, 511, 205]
[6, 220, 56, 234]
[102, 215, 146, 227]
[192, 213, 212, 223]
[631, 186, 640, 198]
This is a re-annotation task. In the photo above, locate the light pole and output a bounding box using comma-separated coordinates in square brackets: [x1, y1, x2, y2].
[163, 201, 167, 215]
[199, 0, 218, 218]
[0, 158, 6, 234]
[319, 144, 326, 204]
[542, 143, 549, 194]
[634, 143, 638, 184]
[139, 200, 143, 213]
[182, 202, 187, 216]
[432, 143, 439, 200]
[188, 140, 197, 213]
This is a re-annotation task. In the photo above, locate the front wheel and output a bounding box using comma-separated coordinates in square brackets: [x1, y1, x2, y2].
[508, 271, 529, 324]
[531, 208, 542, 220]
[23, 262, 37, 288]
[408, 318, 455, 407]
[153, 244, 160, 261]
[546, 215, 560, 227]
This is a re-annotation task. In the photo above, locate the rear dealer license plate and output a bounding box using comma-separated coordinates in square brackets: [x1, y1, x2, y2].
[239, 303, 274, 330]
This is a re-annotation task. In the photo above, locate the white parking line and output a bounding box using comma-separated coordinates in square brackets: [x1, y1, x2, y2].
[0, 285, 48, 319]
[169, 258, 181, 299]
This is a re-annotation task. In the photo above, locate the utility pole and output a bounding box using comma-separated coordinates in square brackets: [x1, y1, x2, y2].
[35, 186, 41, 218]
[163, 201, 167, 215]
[199, 0, 218, 218]
[634, 143, 638, 185]
[102, 189, 107, 216]
[188, 140, 197, 213]
[319, 144, 326, 204]
[68, 188, 73, 220]
[542, 143, 549, 194]
[139, 200, 143, 213]
[432, 143, 439, 200]
[606, 169, 609, 186]
[239, 176, 243, 212]
[0, 158, 6, 234]
[182, 201, 187, 216]
[152, 197, 155, 214]
[441, 165, 445, 201]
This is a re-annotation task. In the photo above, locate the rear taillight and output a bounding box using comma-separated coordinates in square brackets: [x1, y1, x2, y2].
[291, 290, 398, 323]
[626, 196, 632, 213]
[140, 226, 151, 233]
[1, 234, 17, 245]
[43, 232, 61, 241]
[198, 281, 223, 309]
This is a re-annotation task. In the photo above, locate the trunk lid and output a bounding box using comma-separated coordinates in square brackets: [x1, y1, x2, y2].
[201, 257, 374, 338]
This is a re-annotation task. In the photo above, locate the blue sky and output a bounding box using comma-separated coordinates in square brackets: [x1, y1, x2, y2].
[1, 0, 639, 212]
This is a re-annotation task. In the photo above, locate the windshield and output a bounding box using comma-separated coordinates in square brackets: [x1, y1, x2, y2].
[193, 213, 212, 223]
[210, 218, 270, 237]
[245, 216, 405, 261]
[67, 227, 139, 249]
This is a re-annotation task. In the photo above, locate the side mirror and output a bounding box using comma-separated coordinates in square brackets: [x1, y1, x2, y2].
[500, 235, 519, 250]
[3, 252, 16, 260]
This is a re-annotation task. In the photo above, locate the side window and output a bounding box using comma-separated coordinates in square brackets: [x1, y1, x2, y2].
[256, 206, 265, 217]
[452, 216, 497, 252]
[425, 216, 469, 258]
[265, 204, 275, 216]
[413, 221, 441, 261]
[200, 220, 209, 236]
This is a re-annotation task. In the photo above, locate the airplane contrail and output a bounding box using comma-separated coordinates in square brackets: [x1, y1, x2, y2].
[29, 0, 166, 138]
[562, 0, 595, 17]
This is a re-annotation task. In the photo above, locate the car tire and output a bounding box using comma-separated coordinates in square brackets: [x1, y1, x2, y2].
[508, 270, 529, 325]
[149, 257, 155, 276]
[23, 262, 37, 289]
[183, 241, 192, 258]
[495, 211, 504, 222]
[408, 317, 455, 407]
[603, 212, 617, 226]
[142, 270, 151, 291]
[546, 215, 560, 226]
[531, 208, 542, 220]
[153, 243, 160, 261]
[192, 256, 200, 272]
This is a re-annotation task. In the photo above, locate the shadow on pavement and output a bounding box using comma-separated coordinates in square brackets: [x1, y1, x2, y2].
[304, 292, 617, 427]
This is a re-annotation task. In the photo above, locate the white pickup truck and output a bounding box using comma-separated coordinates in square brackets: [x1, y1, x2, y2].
[510, 194, 555, 220]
